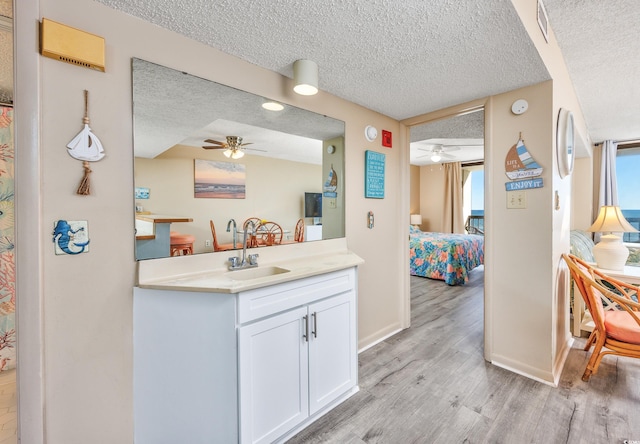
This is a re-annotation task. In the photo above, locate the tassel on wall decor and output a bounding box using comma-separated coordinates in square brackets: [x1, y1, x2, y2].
[67, 90, 105, 195]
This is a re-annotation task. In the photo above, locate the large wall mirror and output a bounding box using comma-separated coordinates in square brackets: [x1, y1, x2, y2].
[133, 59, 345, 260]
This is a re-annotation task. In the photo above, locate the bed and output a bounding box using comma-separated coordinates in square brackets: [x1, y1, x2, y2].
[409, 226, 484, 285]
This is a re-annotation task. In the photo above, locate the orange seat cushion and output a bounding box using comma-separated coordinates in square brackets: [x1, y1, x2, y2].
[170, 234, 195, 244]
[604, 310, 640, 344]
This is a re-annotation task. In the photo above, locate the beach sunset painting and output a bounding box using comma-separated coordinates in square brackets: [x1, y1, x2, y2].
[194, 159, 246, 199]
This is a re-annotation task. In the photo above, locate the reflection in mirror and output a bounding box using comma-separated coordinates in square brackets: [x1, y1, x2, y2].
[133, 59, 345, 260]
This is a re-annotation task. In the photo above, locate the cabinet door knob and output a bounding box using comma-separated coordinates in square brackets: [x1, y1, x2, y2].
[303, 315, 309, 342]
[312, 312, 317, 338]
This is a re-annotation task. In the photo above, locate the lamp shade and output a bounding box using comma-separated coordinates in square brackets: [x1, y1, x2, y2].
[588, 206, 638, 271]
[587, 206, 638, 233]
[293, 59, 318, 96]
[410, 214, 423, 226]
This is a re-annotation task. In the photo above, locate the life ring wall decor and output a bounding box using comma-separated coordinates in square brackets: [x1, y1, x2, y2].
[556, 108, 575, 179]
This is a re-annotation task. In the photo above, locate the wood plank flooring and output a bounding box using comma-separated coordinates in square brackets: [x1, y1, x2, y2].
[288, 267, 640, 443]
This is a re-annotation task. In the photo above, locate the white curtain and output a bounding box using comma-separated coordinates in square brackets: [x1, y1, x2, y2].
[594, 140, 618, 241]
[598, 140, 618, 207]
[442, 162, 465, 234]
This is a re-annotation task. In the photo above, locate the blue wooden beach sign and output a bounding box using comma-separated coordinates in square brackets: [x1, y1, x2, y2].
[505, 178, 543, 191]
[365, 150, 385, 198]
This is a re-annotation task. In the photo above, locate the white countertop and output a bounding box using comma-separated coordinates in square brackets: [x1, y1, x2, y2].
[594, 264, 640, 284]
[137, 238, 363, 293]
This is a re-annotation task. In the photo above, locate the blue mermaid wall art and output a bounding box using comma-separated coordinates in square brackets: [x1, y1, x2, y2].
[52, 220, 90, 255]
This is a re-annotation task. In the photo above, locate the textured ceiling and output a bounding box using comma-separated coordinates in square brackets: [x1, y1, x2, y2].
[544, 0, 640, 143]
[134, 58, 344, 164]
[98, 0, 640, 162]
[96, 0, 550, 121]
[410, 111, 484, 166]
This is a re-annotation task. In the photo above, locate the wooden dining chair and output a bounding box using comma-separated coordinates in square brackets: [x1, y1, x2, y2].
[562, 253, 640, 381]
[294, 218, 304, 242]
[209, 220, 235, 252]
[256, 221, 283, 246]
[243, 217, 262, 247]
[243, 217, 262, 231]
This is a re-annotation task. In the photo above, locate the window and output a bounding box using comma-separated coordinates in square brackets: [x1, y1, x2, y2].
[616, 145, 640, 243]
[462, 166, 484, 234]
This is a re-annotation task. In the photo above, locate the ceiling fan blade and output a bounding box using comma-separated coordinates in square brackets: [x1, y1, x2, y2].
[202, 145, 228, 150]
[204, 139, 226, 146]
[239, 142, 253, 147]
[245, 147, 267, 152]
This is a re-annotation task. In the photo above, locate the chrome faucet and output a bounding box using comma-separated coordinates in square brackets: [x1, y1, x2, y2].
[228, 220, 258, 270]
[226, 218, 238, 249]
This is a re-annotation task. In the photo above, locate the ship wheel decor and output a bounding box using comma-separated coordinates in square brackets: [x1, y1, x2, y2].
[67, 90, 105, 195]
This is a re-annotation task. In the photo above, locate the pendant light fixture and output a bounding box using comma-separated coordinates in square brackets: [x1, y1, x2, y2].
[293, 59, 318, 96]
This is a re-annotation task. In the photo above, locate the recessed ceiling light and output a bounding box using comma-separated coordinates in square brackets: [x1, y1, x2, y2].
[262, 102, 284, 111]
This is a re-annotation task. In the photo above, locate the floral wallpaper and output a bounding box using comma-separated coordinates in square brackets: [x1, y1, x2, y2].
[0, 106, 15, 371]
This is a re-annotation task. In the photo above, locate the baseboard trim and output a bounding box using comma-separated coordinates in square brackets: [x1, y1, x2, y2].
[358, 325, 404, 353]
[552, 336, 574, 386]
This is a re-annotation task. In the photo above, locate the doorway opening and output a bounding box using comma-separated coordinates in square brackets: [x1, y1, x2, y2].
[407, 106, 486, 352]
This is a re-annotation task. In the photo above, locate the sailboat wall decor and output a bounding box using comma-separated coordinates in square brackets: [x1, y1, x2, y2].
[504, 133, 543, 180]
[67, 90, 105, 195]
[323, 164, 338, 198]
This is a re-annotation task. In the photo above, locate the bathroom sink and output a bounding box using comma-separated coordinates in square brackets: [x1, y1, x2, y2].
[228, 266, 290, 281]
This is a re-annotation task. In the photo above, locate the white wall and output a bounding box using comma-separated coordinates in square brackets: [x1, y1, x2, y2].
[18, 0, 405, 442]
[15, 0, 593, 441]
[418, 165, 446, 232]
[484, 81, 560, 381]
[572, 156, 594, 230]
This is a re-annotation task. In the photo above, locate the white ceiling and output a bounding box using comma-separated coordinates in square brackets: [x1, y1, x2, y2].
[409, 110, 484, 166]
[92, 1, 639, 160]
[133, 58, 344, 164]
[544, 0, 640, 144]
[97, 0, 550, 121]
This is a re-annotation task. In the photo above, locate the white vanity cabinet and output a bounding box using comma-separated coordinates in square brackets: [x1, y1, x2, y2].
[238, 269, 358, 443]
[134, 265, 358, 444]
[238, 281, 357, 444]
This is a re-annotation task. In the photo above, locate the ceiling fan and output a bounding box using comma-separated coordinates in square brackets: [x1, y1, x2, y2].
[202, 136, 265, 159]
[416, 145, 461, 162]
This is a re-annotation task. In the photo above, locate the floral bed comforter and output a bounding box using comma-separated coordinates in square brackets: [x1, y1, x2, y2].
[409, 228, 484, 285]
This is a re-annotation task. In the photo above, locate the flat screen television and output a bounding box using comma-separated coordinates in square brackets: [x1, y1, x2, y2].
[304, 192, 322, 218]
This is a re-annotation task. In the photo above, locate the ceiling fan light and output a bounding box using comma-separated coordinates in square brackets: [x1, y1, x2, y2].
[223, 149, 233, 158]
[293, 59, 318, 96]
[231, 149, 245, 159]
[431, 154, 441, 162]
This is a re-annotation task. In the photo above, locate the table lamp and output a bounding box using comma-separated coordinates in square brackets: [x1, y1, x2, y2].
[410, 214, 423, 228]
[587, 205, 639, 271]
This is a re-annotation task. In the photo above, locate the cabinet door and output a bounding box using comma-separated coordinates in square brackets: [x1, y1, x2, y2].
[239, 306, 309, 444]
[308, 291, 357, 415]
